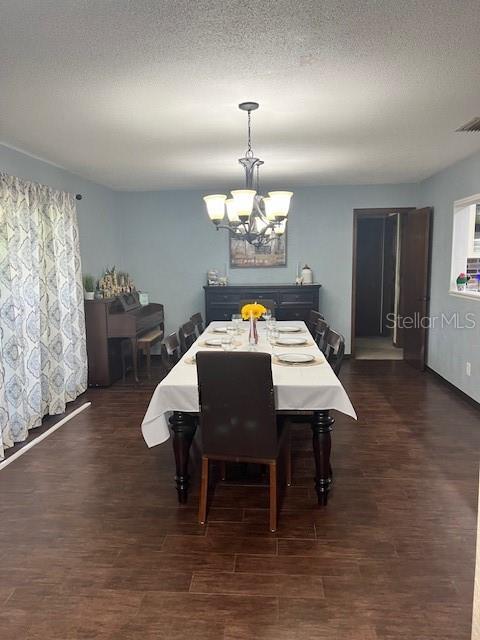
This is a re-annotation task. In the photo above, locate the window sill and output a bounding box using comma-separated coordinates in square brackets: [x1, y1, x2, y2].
[449, 289, 480, 301]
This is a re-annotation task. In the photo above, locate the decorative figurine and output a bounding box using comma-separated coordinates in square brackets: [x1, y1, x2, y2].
[301, 264, 313, 284]
[99, 266, 136, 298]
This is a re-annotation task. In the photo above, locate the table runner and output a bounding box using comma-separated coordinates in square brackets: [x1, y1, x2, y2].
[142, 321, 357, 448]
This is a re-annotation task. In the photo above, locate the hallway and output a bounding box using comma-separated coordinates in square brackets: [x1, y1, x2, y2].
[355, 337, 404, 360]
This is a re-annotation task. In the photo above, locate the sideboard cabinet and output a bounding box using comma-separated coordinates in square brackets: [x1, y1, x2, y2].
[204, 284, 321, 323]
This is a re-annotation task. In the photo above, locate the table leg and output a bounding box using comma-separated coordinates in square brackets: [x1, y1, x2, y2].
[311, 410, 335, 506]
[169, 411, 197, 504]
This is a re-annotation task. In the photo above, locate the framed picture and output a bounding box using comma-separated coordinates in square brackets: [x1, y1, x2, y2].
[230, 231, 287, 268]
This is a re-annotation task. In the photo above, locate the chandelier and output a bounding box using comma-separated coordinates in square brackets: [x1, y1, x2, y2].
[203, 102, 293, 248]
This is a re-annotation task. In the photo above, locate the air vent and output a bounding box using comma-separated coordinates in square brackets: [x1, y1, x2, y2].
[456, 117, 480, 132]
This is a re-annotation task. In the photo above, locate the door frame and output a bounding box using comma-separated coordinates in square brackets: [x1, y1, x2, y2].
[351, 207, 415, 358]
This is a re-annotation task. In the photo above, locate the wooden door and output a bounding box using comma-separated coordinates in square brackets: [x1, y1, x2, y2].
[401, 207, 432, 370]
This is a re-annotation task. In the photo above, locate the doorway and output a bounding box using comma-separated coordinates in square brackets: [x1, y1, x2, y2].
[353, 210, 403, 360]
[351, 207, 432, 367]
[352, 208, 412, 360]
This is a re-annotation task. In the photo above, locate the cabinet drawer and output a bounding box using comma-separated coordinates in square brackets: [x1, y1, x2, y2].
[240, 291, 280, 304]
[207, 291, 241, 303]
[280, 291, 315, 305]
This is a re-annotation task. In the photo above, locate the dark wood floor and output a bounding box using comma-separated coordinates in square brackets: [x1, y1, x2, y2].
[0, 359, 478, 639]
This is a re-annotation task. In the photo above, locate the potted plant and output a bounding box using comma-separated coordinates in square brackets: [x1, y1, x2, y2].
[94, 279, 103, 300]
[456, 272, 468, 291]
[83, 274, 95, 300]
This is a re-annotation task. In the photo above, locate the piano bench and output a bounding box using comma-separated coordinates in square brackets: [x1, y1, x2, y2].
[137, 327, 164, 380]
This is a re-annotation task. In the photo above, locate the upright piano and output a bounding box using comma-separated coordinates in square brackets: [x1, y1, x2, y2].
[84, 295, 164, 386]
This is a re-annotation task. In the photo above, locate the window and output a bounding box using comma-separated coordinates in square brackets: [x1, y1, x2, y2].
[473, 204, 480, 254]
[451, 194, 480, 296]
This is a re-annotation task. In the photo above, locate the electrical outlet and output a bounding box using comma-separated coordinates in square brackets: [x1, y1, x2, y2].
[466, 362, 471, 377]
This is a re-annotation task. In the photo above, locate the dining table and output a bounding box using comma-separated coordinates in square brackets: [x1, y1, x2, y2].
[141, 320, 357, 506]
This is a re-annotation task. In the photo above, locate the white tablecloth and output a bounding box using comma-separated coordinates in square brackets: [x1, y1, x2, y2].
[141, 321, 357, 448]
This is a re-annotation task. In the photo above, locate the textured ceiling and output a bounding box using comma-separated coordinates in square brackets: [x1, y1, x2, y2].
[1, 0, 480, 190]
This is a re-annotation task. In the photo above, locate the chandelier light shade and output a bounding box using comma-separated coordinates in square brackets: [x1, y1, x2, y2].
[202, 102, 293, 247]
[230, 189, 256, 219]
[203, 194, 226, 221]
[225, 198, 240, 223]
[263, 197, 274, 221]
[268, 191, 293, 219]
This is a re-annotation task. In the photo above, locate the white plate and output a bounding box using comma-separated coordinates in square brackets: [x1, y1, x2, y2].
[276, 337, 307, 346]
[212, 326, 228, 333]
[205, 338, 223, 346]
[277, 352, 315, 364]
[278, 326, 302, 333]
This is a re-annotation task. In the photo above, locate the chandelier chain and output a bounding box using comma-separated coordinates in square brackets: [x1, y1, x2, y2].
[246, 110, 254, 158]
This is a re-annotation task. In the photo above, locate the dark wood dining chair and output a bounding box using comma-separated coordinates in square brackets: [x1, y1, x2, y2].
[307, 309, 325, 334]
[160, 332, 181, 370]
[196, 351, 291, 532]
[314, 318, 330, 353]
[324, 329, 345, 375]
[239, 299, 276, 316]
[190, 312, 204, 336]
[179, 321, 196, 354]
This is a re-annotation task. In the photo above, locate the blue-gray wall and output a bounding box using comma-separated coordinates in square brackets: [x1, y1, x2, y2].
[117, 184, 418, 348]
[419, 151, 480, 403]
[0, 143, 120, 276]
[3, 138, 480, 403]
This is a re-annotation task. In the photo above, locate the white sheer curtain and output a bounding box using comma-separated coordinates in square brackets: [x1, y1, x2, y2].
[0, 172, 87, 458]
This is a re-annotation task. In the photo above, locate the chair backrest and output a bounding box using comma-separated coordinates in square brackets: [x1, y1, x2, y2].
[190, 312, 204, 336]
[307, 310, 325, 334]
[239, 299, 276, 316]
[324, 329, 345, 375]
[179, 321, 196, 353]
[314, 318, 330, 352]
[161, 332, 181, 368]
[196, 351, 278, 460]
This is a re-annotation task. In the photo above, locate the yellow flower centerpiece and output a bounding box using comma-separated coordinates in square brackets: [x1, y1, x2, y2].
[241, 302, 267, 320]
[241, 302, 267, 348]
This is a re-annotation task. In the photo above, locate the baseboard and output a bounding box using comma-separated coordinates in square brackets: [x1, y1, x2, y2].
[0, 401, 91, 469]
[426, 366, 480, 412]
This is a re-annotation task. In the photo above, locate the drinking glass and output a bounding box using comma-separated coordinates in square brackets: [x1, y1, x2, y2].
[266, 317, 276, 332]
[231, 313, 242, 334]
[221, 335, 233, 351]
[268, 327, 279, 346]
[263, 309, 272, 323]
[226, 325, 236, 341]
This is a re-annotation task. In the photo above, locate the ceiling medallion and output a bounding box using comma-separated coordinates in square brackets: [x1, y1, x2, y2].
[203, 102, 293, 248]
